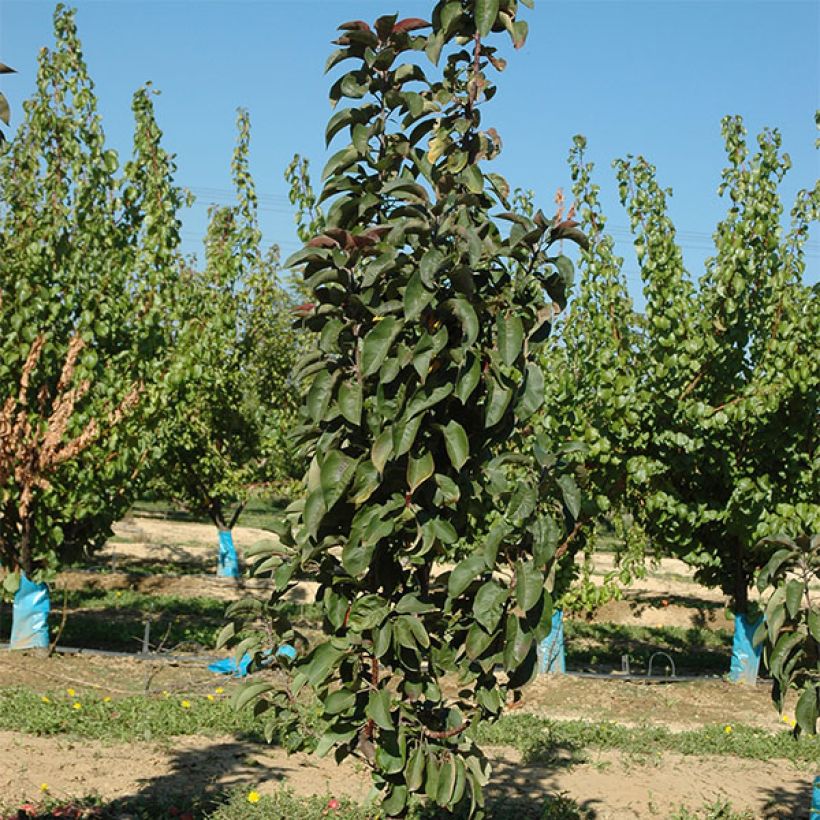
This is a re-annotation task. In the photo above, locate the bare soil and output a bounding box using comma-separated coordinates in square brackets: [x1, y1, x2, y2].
[1, 514, 814, 817]
[0, 731, 811, 819]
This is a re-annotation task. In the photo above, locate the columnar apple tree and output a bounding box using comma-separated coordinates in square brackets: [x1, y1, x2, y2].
[0, 6, 187, 644]
[0, 60, 15, 144]
[222, 1, 584, 814]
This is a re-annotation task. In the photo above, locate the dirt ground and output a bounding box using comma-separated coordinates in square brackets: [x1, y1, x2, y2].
[0, 730, 812, 819]
[70, 516, 735, 629]
[1, 515, 816, 817]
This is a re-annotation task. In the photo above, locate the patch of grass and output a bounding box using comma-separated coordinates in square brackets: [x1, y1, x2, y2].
[563, 621, 732, 675]
[0, 787, 593, 820]
[209, 786, 592, 820]
[0, 686, 265, 741]
[2, 684, 816, 770]
[478, 713, 819, 767]
[667, 798, 756, 819]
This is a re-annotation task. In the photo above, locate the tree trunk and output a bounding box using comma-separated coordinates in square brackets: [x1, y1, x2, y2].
[733, 537, 748, 615]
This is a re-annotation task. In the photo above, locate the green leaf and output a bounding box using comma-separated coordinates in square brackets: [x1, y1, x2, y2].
[436, 758, 456, 806]
[795, 684, 818, 734]
[473, 581, 508, 632]
[444, 298, 480, 347]
[398, 613, 430, 648]
[301, 641, 344, 687]
[0, 93, 10, 127]
[383, 784, 408, 816]
[362, 317, 401, 377]
[407, 449, 435, 492]
[515, 363, 545, 420]
[497, 314, 523, 366]
[307, 370, 335, 422]
[342, 539, 376, 577]
[557, 474, 581, 519]
[443, 419, 469, 470]
[420, 248, 445, 286]
[325, 108, 355, 146]
[372, 428, 394, 474]
[324, 688, 356, 714]
[366, 688, 393, 731]
[348, 594, 388, 631]
[785, 579, 804, 620]
[449, 553, 487, 598]
[455, 354, 481, 403]
[321, 450, 357, 509]
[466, 623, 495, 659]
[304, 488, 326, 540]
[322, 145, 359, 181]
[809, 608, 820, 642]
[484, 376, 512, 427]
[475, 0, 500, 37]
[553, 255, 575, 289]
[338, 380, 362, 425]
[351, 460, 380, 505]
[404, 272, 434, 321]
[515, 561, 543, 612]
[231, 681, 275, 711]
[393, 414, 423, 457]
[406, 746, 426, 791]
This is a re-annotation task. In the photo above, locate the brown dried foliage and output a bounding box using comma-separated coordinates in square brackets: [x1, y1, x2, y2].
[0, 333, 142, 525]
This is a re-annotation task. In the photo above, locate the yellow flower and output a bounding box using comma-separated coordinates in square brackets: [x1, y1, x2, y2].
[181, 700, 191, 709]
[206, 694, 215, 702]
[72, 702, 82, 711]
[103, 696, 112, 703]
[162, 690, 170, 698]
[40, 696, 50, 704]
[215, 687, 224, 695]
[723, 724, 732, 734]
[66, 688, 76, 697]
[115, 591, 122, 597]
[782, 714, 797, 728]
[247, 790, 261, 804]
[40, 784, 49, 793]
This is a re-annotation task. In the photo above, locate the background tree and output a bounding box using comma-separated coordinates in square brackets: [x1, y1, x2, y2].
[0, 6, 187, 646]
[564, 115, 818, 680]
[148, 109, 300, 577]
[533, 153, 648, 620]
[222, 2, 585, 815]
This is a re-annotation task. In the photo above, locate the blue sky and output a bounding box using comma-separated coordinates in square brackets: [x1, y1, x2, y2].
[1, 1, 818, 308]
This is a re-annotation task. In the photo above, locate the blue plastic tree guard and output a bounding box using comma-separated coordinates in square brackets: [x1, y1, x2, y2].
[217, 529, 239, 578]
[538, 609, 566, 674]
[207, 644, 295, 677]
[812, 775, 819, 819]
[9, 573, 50, 650]
[728, 613, 764, 684]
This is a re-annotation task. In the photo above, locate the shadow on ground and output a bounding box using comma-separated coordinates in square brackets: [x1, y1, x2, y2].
[759, 782, 812, 820]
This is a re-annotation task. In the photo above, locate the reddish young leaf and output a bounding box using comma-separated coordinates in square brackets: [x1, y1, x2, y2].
[307, 235, 339, 248]
[292, 302, 316, 316]
[352, 233, 378, 249]
[392, 18, 431, 34]
[338, 20, 371, 31]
